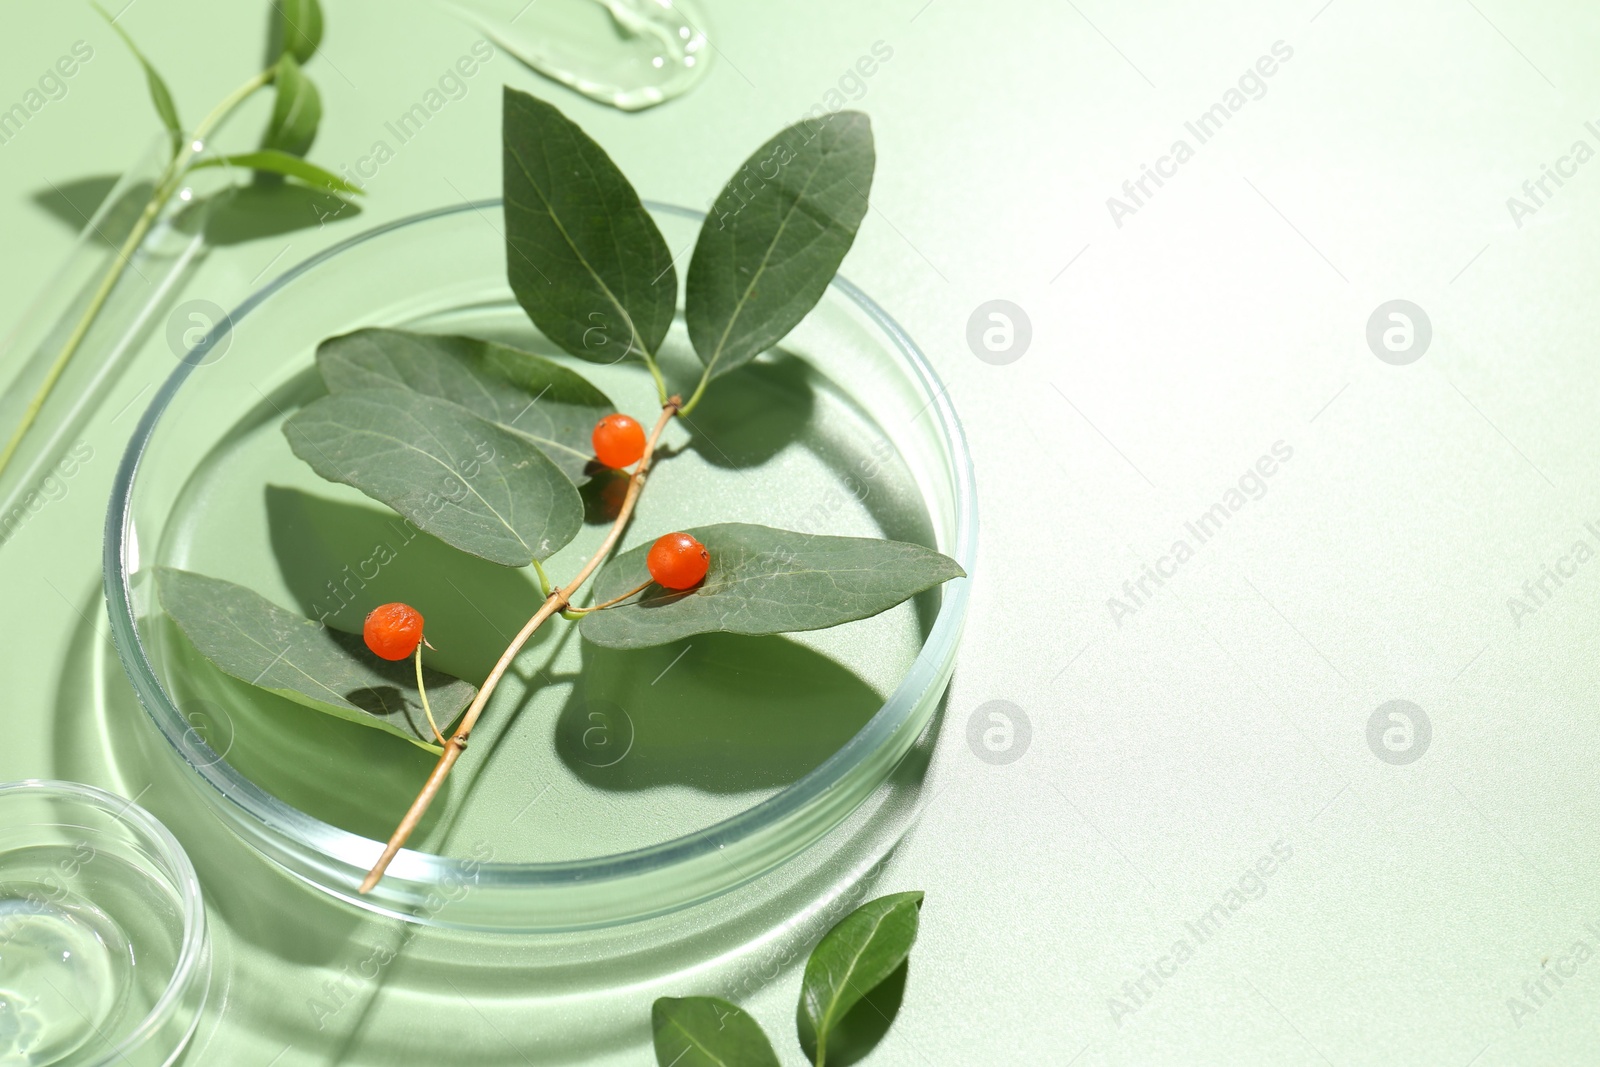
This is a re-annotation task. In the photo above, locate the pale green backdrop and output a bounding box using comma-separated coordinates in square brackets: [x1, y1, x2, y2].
[3, 0, 1599, 1063]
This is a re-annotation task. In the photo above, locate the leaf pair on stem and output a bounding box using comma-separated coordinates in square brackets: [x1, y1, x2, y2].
[98, 0, 354, 192]
[654, 892, 925, 1067]
[503, 89, 875, 414]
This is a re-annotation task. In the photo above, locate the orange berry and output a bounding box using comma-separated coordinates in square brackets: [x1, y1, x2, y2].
[592, 413, 646, 469]
[646, 532, 710, 591]
[364, 602, 424, 661]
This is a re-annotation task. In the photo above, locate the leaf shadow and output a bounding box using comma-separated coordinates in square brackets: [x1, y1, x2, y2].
[263, 484, 543, 685]
[191, 182, 361, 246]
[32, 171, 359, 249]
[798, 960, 910, 1067]
[555, 632, 882, 793]
[677, 354, 816, 469]
[30, 174, 125, 233]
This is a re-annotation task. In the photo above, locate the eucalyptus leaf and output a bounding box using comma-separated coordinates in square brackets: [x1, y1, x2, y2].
[797, 892, 923, 1067]
[270, 0, 324, 64]
[190, 150, 360, 195]
[283, 388, 583, 567]
[686, 113, 873, 383]
[260, 53, 321, 158]
[578, 523, 963, 650]
[652, 997, 780, 1067]
[155, 567, 475, 750]
[502, 87, 677, 364]
[317, 328, 612, 484]
[95, 3, 183, 157]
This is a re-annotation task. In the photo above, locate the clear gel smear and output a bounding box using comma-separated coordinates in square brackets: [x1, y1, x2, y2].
[450, 0, 711, 112]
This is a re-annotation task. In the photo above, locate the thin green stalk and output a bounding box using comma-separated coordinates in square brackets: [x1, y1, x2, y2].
[414, 642, 445, 746]
[530, 557, 554, 598]
[642, 351, 669, 405]
[677, 363, 713, 417]
[0, 171, 171, 476]
[562, 577, 651, 617]
[536, 556, 587, 621]
[0, 68, 273, 482]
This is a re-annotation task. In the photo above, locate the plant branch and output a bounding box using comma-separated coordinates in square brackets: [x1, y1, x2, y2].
[0, 67, 273, 483]
[359, 397, 681, 894]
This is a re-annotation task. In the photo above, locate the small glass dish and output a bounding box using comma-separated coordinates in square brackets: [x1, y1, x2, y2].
[0, 780, 208, 1066]
[104, 201, 975, 932]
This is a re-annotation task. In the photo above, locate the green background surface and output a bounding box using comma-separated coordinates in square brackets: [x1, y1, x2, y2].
[4, 0, 1600, 1063]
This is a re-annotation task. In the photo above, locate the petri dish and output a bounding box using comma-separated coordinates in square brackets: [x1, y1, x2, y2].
[0, 779, 208, 1067]
[103, 201, 975, 932]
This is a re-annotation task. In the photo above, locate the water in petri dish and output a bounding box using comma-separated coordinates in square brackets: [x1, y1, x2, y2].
[0, 883, 126, 1066]
[449, 0, 710, 111]
[0, 847, 176, 1067]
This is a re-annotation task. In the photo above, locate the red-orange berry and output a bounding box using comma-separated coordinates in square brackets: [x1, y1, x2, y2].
[592, 413, 646, 469]
[647, 532, 710, 590]
[364, 602, 424, 661]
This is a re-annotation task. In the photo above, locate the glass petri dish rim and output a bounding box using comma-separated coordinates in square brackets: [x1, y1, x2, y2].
[0, 778, 208, 1065]
[102, 199, 976, 895]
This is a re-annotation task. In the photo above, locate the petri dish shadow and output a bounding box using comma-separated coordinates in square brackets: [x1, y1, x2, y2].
[49, 585, 366, 973]
[63, 573, 951, 1063]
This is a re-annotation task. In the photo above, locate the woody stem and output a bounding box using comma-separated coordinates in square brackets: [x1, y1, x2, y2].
[359, 397, 681, 893]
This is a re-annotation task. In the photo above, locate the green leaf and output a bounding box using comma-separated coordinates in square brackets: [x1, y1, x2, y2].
[260, 53, 321, 158]
[269, 0, 324, 64]
[282, 388, 583, 568]
[316, 328, 613, 485]
[155, 567, 475, 750]
[94, 3, 183, 157]
[502, 87, 677, 364]
[578, 523, 963, 650]
[652, 997, 780, 1067]
[797, 892, 923, 1067]
[686, 113, 874, 382]
[190, 150, 361, 195]
[800, 960, 907, 1067]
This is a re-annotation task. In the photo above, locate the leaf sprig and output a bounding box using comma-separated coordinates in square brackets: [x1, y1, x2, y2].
[157, 92, 964, 893]
[653, 892, 925, 1066]
[0, 0, 359, 484]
